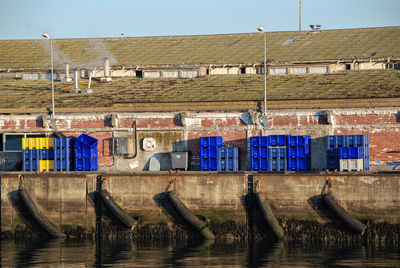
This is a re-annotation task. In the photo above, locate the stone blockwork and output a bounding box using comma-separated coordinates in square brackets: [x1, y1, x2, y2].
[0, 107, 399, 171]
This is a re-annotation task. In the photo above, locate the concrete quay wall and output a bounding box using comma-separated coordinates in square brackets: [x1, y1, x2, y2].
[1, 172, 400, 235]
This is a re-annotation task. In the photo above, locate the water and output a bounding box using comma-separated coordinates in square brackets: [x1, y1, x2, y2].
[1, 239, 400, 267]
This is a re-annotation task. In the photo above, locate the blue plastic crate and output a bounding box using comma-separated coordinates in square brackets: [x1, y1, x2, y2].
[250, 145, 268, 158]
[200, 158, 218, 171]
[200, 136, 223, 148]
[288, 157, 311, 171]
[250, 158, 268, 171]
[250, 136, 269, 148]
[23, 149, 39, 160]
[327, 136, 346, 150]
[345, 134, 369, 147]
[327, 148, 339, 157]
[268, 135, 290, 147]
[23, 158, 39, 171]
[218, 158, 239, 171]
[217, 147, 239, 171]
[327, 156, 340, 170]
[200, 147, 219, 159]
[74, 157, 98, 171]
[269, 158, 287, 171]
[339, 147, 363, 159]
[287, 136, 311, 147]
[39, 149, 54, 160]
[55, 159, 70, 171]
[75, 134, 98, 158]
[268, 147, 287, 159]
[288, 146, 311, 158]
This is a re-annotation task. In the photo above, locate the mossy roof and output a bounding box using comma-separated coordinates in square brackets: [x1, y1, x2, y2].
[1, 27, 399, 70]
[0, 70, 399, 110]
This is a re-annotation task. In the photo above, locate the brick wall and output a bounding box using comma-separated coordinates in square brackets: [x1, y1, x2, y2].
[0, 108, 399, 170]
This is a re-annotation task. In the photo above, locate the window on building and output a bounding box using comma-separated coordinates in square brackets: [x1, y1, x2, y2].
[2, 133, 45, 152]
[385, 63, 400, 70]
[291, 67, 308, 75]
[270, 68, 288, 75]
[345, 64, 351, 70]
[136, 70, 143, 78]
[240, 67, 246, 74]
[309, 66, 329, 74]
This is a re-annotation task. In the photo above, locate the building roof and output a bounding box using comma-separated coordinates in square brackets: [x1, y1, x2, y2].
[0, 70, 399, 112]
[1, 27, 399, 71]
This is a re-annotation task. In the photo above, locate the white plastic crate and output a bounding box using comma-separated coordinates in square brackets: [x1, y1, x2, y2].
[339, 158, 363, 171]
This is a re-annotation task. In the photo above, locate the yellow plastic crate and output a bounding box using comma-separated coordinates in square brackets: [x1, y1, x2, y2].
[39, 160, 54, 171]
[21, 137, 54, 149]
[40, 138, 54, 149]
[22, 138, 40, 149]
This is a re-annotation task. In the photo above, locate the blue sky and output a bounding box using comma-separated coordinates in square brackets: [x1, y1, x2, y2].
[0, 0, 399, 40]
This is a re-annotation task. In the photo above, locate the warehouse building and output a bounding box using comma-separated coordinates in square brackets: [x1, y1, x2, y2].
[0, 26, 399, 171]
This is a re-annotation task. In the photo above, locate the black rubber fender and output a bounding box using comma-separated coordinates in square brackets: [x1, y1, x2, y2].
[323, 193, 366, 235]
[18, 189, 66, 239]
[165, 191, 215, 240]
[98, 190, 137, 230]
[254, 192, 285, 240]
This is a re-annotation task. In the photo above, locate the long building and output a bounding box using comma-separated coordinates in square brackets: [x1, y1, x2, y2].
[0, 26, 399, 171]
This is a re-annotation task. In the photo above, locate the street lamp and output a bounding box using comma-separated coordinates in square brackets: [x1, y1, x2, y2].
[42, 32, 55, 119]
[257, 26, 269, 129]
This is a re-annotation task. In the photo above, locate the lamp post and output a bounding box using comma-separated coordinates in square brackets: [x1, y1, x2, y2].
[257, 26, 269, 129]
[42, 32, 55, 119]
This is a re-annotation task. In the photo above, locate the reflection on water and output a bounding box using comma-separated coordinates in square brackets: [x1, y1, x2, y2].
[1, 238, 400, 267]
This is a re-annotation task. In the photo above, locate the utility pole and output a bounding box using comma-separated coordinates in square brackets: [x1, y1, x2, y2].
[299, 0, 302, 31]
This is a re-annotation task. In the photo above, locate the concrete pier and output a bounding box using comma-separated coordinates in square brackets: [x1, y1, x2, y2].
[1, 171, 400, 240]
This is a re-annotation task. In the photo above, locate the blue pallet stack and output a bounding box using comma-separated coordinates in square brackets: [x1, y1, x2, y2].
[326, 135, 369, 170]
[54, 137, 73, 171]
[200, 136, 223, 171]
[287, 135, 311, 171]
[23, 149, 40, 171]
[250, 136, 269, 171]
[217, 147, 239, 171]
[74, 134, 98, 171]
[250, 135, 289, 171]
[268, 147, 287, 171]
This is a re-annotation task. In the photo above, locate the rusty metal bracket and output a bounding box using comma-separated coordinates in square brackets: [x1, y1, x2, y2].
[165, 178, 176, 192]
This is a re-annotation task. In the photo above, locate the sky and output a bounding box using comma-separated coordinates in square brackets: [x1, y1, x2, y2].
[0, 0, 399, 40]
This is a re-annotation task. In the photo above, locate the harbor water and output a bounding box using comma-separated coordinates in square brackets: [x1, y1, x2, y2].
[1, 239, 400, 267]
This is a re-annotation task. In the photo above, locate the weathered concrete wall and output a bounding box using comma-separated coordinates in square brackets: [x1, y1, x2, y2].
[0, 173, 96, 233]
[0, 107, 399, 171]
[2, 172, 400, 236]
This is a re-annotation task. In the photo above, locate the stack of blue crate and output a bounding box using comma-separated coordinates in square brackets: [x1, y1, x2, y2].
[250, 135, 289, 171]
[338, 147, 363, 171]
[326, 134, 369, 171]
[74, 133, 98, 171]
[217, 147, 239, 171]
[200, 136, 223, 171]
[250, 136, 268, 171]
[54, 137, 73, 171]
[287, 136, 311, 171]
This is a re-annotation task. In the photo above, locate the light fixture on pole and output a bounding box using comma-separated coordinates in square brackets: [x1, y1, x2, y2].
[257, 26, 269, 130]
[42, 32, 55, 119]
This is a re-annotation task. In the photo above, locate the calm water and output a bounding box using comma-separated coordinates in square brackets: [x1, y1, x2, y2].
[1, 239, 400, 267]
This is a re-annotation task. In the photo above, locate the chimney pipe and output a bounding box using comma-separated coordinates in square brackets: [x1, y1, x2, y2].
[81, 70, 93, 94]
[65, 63, 70, 78]
[104, 57, 110, 77]
[100, 57, 112, 82]
[74, 70, 79, 89]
